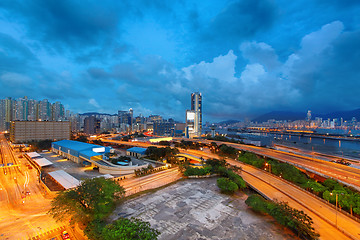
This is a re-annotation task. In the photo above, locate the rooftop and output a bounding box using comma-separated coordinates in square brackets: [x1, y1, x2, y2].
[52, 140, 102, 152]
[48, 170, 80, 190]
[32, 157, 53, 167]
[127, 147, 147, 154]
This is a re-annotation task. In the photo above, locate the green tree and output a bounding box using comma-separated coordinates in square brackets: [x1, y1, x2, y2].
[323, 179, 338, 190]
[226, 170, 247, 189]
[239, 152, 265, 168]
[270, 202, 319, 239]
[323, 190, 332, 203]
[302, 180, 327, 195]
[48, 177, 125, 224]
[77, 135, 88, 142]
[102, 218, 160, 240]
[218, 144, 238, 157]
[217, 177, 238, 194]
[245, 194, 275, 214]
[246, 195, 319, 240]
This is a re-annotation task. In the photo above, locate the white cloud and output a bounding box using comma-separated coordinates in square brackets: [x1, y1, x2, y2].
[88, 98, 100, 108]
[182, 50, 237, 83]
[1, 72, 32, 86]
[240, 63, 265, 85]
[240, 41, 280, 70]
[300, 21, 344, 56]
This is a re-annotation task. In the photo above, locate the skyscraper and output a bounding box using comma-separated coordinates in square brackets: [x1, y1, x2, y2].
[118, 109, 133, 133]
[306, 110, 311, 122]
[186, 92, 202, 138]
[191, 92, 202, 135]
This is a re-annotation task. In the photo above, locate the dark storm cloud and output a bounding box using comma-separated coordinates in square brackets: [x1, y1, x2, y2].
[87, 67, 111, 80]
[209, 0, 277, 39]
[309, 30, 360, 111]
[2, 0, 126, 50]
[193, 0, 278, 63]
[0, 33, 38, 73]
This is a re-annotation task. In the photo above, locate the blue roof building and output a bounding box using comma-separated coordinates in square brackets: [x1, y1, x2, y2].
[126, 147, 147, 158]
[52, 140, 112, 164]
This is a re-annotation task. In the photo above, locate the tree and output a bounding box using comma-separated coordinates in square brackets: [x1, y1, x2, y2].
[239, 152, 265, 168]
[48, 177, 125, 224]
[246, 195, 319, 240]
[102, 218, 160, 240]
[323, 179, 338, 190]
[245, 194, 275, 214]
[323, 190, 332, 203]
[217, 177, 238, 194]
[218, 144, 238, 157]
[270, 202, 319, 239]
[302, 180, 327, 196]
[77, 135, 88, 143]
[226, 170, 247, 189]
[145, 146, 179, 163]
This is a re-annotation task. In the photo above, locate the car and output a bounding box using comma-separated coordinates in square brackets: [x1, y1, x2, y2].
[61, 231, 70, 239]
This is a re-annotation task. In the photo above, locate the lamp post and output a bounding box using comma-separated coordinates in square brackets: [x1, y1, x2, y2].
[265, 162, 271, 173]
[330, 193, 339, 228]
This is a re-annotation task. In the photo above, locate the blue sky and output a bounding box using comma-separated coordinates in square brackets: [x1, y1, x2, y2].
[0, 0, 359, 122]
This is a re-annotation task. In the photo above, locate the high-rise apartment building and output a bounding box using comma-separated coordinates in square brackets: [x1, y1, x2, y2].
[0, 99, 5, 131]
[0, 97, 68, 131]
[39, 99, 51, 121]
[118, 109, 133, 132]
[10, 121, 71, 143]
[84, 116, 101, 135]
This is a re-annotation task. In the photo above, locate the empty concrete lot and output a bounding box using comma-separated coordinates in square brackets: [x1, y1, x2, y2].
[111, 178, 297, 240]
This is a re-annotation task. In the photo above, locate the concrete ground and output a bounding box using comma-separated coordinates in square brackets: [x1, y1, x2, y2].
[38, 151, 105, 180]
[110, 178, 298, 240]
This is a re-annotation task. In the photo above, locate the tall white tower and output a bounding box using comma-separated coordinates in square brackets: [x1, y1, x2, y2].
[186, 92, 202, 138]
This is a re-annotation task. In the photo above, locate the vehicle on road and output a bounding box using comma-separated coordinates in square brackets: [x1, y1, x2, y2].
[61, 231, 70, 239]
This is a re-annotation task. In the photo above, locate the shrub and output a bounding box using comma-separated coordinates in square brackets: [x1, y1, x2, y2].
[217, 177, 238, 194]
[184, 166, 212, 176]
[245, 194, 275, 214]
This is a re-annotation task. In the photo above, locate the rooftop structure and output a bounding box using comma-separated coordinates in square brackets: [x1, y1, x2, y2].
[26, 152, 41, 158]
[126, 147, 147, 158]
[48, 170, 80, 190]
[52, 140, 112, 164]
[31, 157, 53, 167]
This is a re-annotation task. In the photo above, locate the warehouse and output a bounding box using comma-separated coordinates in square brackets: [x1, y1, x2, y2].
[52, 140, 112, 164]
[126, 147, 147, 158]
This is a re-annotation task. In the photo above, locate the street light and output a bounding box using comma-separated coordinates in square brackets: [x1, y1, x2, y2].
[330, 192, 344, 228]
[330, 192, 338, 227]
[265, 162, 271, 173]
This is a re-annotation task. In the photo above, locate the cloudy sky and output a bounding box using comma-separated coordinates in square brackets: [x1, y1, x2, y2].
[0, 0, 359, 122]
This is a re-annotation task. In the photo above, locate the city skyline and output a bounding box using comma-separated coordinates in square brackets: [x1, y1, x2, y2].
[0, 1, 360, 121]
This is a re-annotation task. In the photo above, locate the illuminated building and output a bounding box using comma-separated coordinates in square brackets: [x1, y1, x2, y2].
[186, 92, 202, 138]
